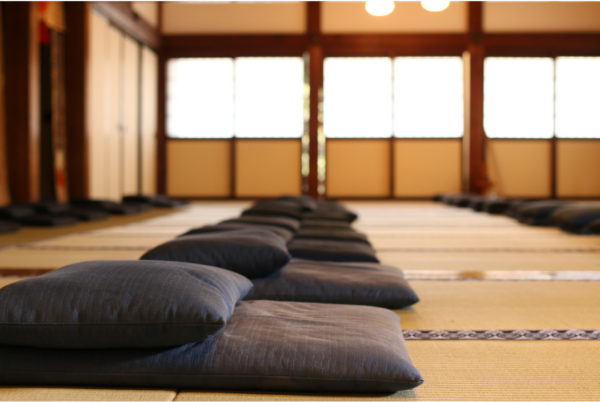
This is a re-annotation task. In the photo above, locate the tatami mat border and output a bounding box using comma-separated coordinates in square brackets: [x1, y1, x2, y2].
[403, 329, 600, 340]
[403, 270, 600, 281]
[378, 248, 600, 253]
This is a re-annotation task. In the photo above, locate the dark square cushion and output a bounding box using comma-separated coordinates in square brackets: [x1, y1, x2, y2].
[551, 206, 600, 233]
[245, 259, 419, 308]
[287, 239, 379, 263]
[300, 218, 352, 229]
[277, 195, 318, 211]
[294, 227, 370, 244]
[221, 216, 301, 232]
[242, 204, 304, 220]
[302, 210, 357, 223]
[141, 230, 291, 278]
[0, 260, 253, 349]
[181, 223, 294, 242]
[0, 301, 423, 393]
[0, 220, 21, 234]
[516, 201, 567, 226]
[19, 214, 79, 227]
[585, 218, 600, 234]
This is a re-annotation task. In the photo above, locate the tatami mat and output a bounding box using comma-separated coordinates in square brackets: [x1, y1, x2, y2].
[0, 388, 177, 401]
[0, 249, 144, 270]
[400, 281, 600, 330]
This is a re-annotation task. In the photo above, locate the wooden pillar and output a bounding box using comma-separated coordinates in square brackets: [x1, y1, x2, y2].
[307, 2, 322, 199]
[466, 1, 489, 194]
[64, 2, 90, 200]
[3, 2, 40, 203]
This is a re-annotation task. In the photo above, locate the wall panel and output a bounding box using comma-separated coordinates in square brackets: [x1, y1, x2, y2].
[326, 139, 391, 198]
[106, 26, 123, 201]
[394, 139, 461, 198]
[484, 2, 600, 33]
[140, 46, 157, 195]
[122, 36, 140, 196]
[487, 140, 552, 198]
[235, 140, 302, 198]
[162, 3, 306, 35]
[557, 140, 600, 198]
[167, 140, 231, 198]
[322, 2, 467, 34]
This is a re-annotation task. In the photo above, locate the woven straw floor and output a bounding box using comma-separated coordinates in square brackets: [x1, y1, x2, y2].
[0, 201, 599, 401]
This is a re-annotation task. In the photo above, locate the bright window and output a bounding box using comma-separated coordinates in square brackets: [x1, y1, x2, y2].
[484, 57, 554, 139]
[235, 57, 304, 138]
[324, 57, 393, 138]
[555, 57, 600, 139]
[167, 57, 303, 138]
[167, 58, 234, 138]
[394, 57, 464, 138]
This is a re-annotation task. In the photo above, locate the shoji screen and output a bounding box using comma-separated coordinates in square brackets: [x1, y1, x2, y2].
[122, 36, 140, 196]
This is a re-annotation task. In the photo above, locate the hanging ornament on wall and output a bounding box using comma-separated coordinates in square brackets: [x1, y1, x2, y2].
[365, 0, 395, 16]
[421, 0, 450, 12]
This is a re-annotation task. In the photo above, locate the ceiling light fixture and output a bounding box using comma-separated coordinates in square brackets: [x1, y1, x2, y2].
[421, 0, 450, 12]
[365, 0, 395, 17]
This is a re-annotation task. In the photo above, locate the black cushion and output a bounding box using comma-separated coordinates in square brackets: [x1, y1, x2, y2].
[0, 300, 423, 393]
[302, 210, 357, 223]
[181, 223, 294, 242]
[584, 218, 600, 234]
[19, 214, 79, 227]
[71, 199, 143, 215]
[0, 205, 36, 220]
[287, 239, 379, 263]
[277, 195, 318, 211]
[141, 230, 291, 278]
[294, 227, 370, 244]
[242, 202, 304, 220]
[0, 260, 253, 349]
[300, 218, 352, 229]
[516, 201, 567, 226]
[25, 201, 72, 215]
[0, 220, 21, 234]
[551, 206, 600, 233]
[245, 259, 419, 308]
[123, 195, 188, 208]
[468, 196, 486, 212]
[221, 216, 301, 232]
[68, 208, 110, 221]
[482, 198, 512, 215]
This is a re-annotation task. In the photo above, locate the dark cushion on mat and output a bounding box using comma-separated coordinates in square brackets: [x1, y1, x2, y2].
[141, 230, 291, 278]
[0, 300, 423, 393]
[584, 218, 600, 235]
[26, 202, 72, 215]
[287, 239, 379, 263]
[222, 215, 301, 232]
[123, 195, 188, 208]
[245, 259, 419, 308]
[550, 206, 600, 233]
[482, 198, 512, 215]
[442, 194, 473, 207]
[70, 199, 143, 215]
[277, 195, 318, 211]
[468, 196, 486, 212]
[19, 214, 79, 227]
[0, 260, 253, 349]
[294, 227, 370, 244]
[0, 220, 21, 234]
[242, 203, 304, 220]
[68, 208, 110, 221]
[516, 201, 567, 226]
[181, 223, 294, 242]
[300, 218, 352, 229]
[0, 205, 36, 220]
[302, 210, 357, 223]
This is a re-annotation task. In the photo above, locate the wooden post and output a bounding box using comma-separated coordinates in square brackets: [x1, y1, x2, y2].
[307, 2, 322, 199]
[3, 2, 40, 203]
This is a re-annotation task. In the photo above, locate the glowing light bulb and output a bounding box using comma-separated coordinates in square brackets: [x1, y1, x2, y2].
[421, 0, 450, 12]
[365, 0, 395, 16]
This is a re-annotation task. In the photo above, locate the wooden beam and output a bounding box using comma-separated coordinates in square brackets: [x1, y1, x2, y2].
[162, 35, 308, 58]
[483, 34, 600, 57]
[93, 2, 160, 50]
[321, 34, 469, 56]
[157, 54, 167, 195]
[64, 2, 90, 200]
[3, 2, 40, 203]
